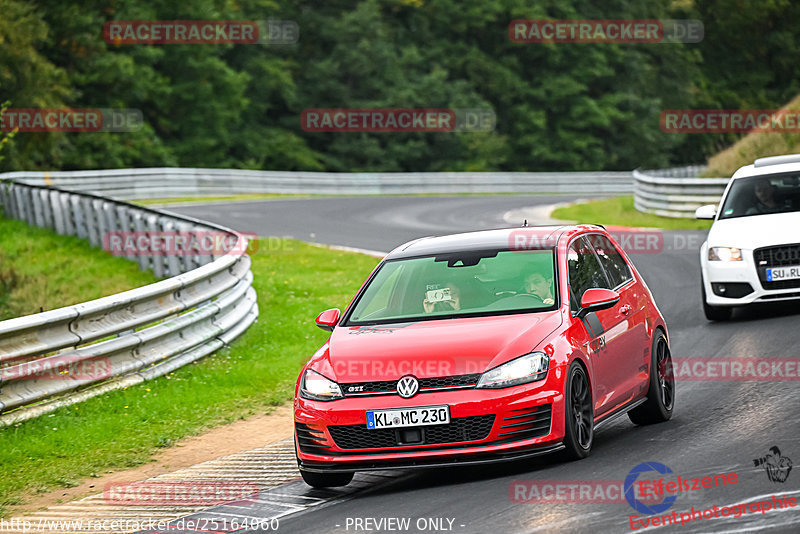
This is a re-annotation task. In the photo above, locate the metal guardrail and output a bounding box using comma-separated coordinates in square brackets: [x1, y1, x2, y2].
[0, 180, 258, 423]
[633, 166, 730, 218]
[3, 166, 738, 220]
[0, 168, 634, 199]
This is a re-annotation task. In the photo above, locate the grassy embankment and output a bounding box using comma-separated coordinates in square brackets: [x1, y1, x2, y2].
[705, 93, 800, 177]
[0, 217, 159, 320]
[0, 215, 380, 517]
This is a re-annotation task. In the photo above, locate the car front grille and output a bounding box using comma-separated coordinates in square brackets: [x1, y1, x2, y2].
[754, 244, 800, 289]
[496, 404, 552, 443]
[295, 422, 334, 455]
[341, 373, 482, 397]
[328, 415, 496, 450]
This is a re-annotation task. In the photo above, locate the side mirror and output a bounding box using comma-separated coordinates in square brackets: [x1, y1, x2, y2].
[695, 204, 717, 220]
[315, 308, 341, 331]
[577, 288, 620, 318]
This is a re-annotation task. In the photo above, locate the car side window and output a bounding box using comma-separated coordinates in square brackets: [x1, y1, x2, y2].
[585, 234, 633, 289]
[567, 237, 612, 310]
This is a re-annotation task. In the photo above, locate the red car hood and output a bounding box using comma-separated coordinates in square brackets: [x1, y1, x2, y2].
[312, 312, 563, 382]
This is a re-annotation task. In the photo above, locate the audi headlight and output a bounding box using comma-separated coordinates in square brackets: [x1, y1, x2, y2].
[476, 352, 549, 389]
[708, 247, 742, 261]
[300, 369, 343, 401]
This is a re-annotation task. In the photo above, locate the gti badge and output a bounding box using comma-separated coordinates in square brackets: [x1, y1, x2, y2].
[396, 375, 419, 398]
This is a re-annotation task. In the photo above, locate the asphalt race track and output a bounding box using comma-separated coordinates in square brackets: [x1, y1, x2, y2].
[169, 196, 800, 534]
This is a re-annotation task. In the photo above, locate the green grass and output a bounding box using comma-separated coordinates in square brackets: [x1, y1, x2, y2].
[0, 237, 380, 517]
[0, 217, 159, 320]
[551, 196, 713, 230]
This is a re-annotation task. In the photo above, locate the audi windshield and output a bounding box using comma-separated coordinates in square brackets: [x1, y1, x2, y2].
[719, 173, 800, 219]
[346, 249, 557, 325]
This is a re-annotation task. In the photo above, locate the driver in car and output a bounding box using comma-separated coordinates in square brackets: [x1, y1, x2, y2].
[747, 179, 785, 214]
[524, 272, 555, 305]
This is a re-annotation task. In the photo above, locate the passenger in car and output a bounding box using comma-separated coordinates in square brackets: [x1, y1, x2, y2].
[422, 282, 462, 313]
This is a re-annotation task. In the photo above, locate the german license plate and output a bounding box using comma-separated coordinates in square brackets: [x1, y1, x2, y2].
[766, 265, 800, 281]
[366, 405, 450, 429]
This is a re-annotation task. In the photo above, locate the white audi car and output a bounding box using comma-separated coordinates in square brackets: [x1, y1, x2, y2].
[696, 154, 800, 320]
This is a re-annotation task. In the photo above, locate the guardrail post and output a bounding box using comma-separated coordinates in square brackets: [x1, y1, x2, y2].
[31, 188, 46, 227]
[145, 213, 165, 278]
[175, 221, 198, 272]
[0, 182, 8, 215]
[50, 190, 67, 235]
[41, 189, 55, 230]
[131, 210, 150, 272]
[115, 205, 137, 264]
[70, 195, 87, 239]
[162, 218, 181, 277]
[1, 183, 13, 218]
[22, 187, 36, 225]
[94, 199, 109, 251]
[11, 186, 23, 221]
[83, 197, 99, 245]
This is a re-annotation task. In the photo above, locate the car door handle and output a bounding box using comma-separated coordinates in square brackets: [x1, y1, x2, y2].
[619, 304, 632, 315]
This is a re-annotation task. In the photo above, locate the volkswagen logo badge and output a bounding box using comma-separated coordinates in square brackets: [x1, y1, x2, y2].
[396, 375, 419, 398]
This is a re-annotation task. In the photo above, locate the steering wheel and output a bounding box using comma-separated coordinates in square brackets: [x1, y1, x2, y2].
[510, 293, 546, 304]
[486, 293, 547, 310]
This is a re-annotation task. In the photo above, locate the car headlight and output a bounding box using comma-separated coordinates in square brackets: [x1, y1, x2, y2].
[708, 247, 742, 262]
[300, 369, 343, 401]
[476, 352, 549, 389]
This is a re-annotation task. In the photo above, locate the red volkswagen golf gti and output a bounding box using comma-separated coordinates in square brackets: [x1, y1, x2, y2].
[294, 225, 674, 488]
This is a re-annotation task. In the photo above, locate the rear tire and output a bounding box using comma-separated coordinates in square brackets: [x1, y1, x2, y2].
[300, 469, 354, 488]
[702, 279, 732, 321]
[562, 361, 593, 460]
[628, 330, 674, 425]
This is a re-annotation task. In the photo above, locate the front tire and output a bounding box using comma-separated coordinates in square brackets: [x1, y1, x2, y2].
[300, 469, 354, 488]
[628, 330, 675, 425]
[562, 361, 593, 460]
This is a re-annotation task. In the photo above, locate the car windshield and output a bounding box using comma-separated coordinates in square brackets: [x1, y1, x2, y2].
[346, 249, 556, 325]
[718, 174, 800, 220]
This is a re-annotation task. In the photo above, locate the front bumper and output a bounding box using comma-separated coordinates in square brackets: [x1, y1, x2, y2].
[701, 245, 800, 306]
[294, 377, 564, 472]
